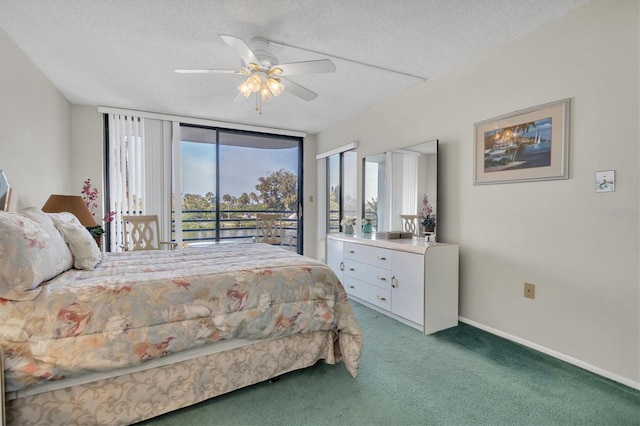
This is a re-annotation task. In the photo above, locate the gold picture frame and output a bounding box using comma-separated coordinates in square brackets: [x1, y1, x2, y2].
[474, 98, 570, 185]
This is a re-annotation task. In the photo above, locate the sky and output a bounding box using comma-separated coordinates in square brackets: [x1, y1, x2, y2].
[180, 142, 298, 197]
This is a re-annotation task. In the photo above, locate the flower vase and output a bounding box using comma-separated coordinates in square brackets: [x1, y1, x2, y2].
[344, 225, 354, 234]
[423, 226, 435, 234]
[362, 223, 372, 233]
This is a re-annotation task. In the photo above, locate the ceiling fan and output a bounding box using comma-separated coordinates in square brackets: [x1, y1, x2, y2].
[175, 35, 336, 111]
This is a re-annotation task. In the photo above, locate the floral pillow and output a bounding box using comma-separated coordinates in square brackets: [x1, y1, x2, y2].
[19, 207, 73, 270]
[52, 215, 102, 270]
[0, 210, 73, 300]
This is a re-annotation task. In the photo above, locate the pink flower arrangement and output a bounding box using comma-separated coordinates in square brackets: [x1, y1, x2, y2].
[419, 195, 436, 228]
[81, 179, 115, 223]
[81, 179, 115, 237]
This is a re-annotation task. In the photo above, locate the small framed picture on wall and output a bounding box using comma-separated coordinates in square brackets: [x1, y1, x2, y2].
[595, 170, 615, 192]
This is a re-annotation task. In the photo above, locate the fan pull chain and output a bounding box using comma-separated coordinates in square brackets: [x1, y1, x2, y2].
[255, 92, 262, 115]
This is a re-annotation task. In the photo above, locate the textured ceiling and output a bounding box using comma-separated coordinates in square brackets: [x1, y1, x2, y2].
[0, 0, 589, 134]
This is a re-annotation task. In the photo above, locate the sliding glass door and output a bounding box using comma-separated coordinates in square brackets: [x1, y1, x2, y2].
[175, 125, 302, 252]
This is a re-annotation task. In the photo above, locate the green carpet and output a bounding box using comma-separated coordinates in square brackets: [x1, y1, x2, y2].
[140, 302, 639, 425]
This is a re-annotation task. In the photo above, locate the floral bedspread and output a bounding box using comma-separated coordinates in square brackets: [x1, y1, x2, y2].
[0, 244, 362, 392]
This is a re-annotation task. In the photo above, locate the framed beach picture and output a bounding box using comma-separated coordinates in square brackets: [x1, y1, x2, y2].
[473, 98, 570, 185]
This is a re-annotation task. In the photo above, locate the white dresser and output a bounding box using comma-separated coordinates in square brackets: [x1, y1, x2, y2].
[326, 233, 459, 335]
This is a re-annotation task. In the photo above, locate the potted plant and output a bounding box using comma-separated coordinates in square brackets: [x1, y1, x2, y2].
[340, 216, 356, 234]
[361, 217, 373, 233]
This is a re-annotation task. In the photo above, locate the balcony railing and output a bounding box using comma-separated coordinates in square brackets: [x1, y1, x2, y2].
[173, 209, 298, 250]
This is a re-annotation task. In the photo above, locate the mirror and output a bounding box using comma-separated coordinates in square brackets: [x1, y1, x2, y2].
[0, 170, 10, 211]
[363, 140, 438, 240]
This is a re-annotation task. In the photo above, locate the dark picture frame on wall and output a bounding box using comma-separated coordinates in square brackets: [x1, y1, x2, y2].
[473, 98, 570, 185]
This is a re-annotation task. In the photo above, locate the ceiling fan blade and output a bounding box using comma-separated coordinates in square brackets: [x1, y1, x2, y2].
[281, 78, 318, 101]
[219, 34, 260, 68]
[175, 69, 244, 74]
[274, 59, 336, 76]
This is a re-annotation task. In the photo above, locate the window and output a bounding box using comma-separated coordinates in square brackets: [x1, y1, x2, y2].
[175, 125, 302, 252]
[103, 109, 304, 253]
[327, 149, 357, 233]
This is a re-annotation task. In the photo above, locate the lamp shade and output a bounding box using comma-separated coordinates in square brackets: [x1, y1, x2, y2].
[42, 194, 98, 227]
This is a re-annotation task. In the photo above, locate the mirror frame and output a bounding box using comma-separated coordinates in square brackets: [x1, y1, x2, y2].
[362, 139, 439, 240]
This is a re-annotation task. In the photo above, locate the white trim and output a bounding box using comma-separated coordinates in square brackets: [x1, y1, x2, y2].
[458, 316, 640, 390]
[98, 106, 306, 138]
[315, 141, 358, 160]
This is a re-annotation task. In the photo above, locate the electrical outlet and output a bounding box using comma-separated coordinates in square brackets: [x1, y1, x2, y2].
[524, 282, 535, 299]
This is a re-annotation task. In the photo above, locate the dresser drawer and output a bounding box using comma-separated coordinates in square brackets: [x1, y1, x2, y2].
[343, 242, 391, 269]
[343, 259, 392, 290]
[343, 277, 391, 311]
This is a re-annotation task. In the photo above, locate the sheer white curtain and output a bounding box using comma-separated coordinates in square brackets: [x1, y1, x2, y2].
[400, 152, 419, 215]
[107, 114, 146, 251]
[107, 114, 174, 251]
[145, 119, 173, 247]
[388, 151, 419, 230]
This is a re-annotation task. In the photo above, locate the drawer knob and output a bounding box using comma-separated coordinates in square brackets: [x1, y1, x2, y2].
[376, 276, 386, 281]
[376, 295, 386, 301]
[349, 285, 355, 289]
[348, 250, 355, 253]
[377, 256, 387, 261]
[391, 275, 398, 288]
[349, 267, 355, 271]
[339, 261, 344, 271]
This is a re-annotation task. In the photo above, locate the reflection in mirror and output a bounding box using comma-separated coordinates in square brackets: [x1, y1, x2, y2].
[0, 170, 9, 211]
[363, 140, 438, 239]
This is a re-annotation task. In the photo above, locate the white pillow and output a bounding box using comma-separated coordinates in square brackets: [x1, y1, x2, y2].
[53, 218, 102, 270]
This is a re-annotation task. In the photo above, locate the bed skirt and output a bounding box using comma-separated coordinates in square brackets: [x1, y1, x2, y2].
[6, 331, 338, 425]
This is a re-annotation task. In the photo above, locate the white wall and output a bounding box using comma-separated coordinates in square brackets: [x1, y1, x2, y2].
[71, 105, 105, 215]
[0, 28, 71, 207]
[316, 0, 639, 387]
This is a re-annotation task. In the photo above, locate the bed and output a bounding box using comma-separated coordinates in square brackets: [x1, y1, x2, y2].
[0, 208, 362, 425]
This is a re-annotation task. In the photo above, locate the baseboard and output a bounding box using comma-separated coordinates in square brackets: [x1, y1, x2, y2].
[458, 316, 640, 391]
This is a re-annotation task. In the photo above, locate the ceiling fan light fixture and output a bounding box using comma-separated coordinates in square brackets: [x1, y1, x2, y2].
[179, 35, 341, 114]
[259, 82, 273, 102]
[266, 77, 284, 97]
[246, 74, 261, 92]
[237, 81, 253, 98]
